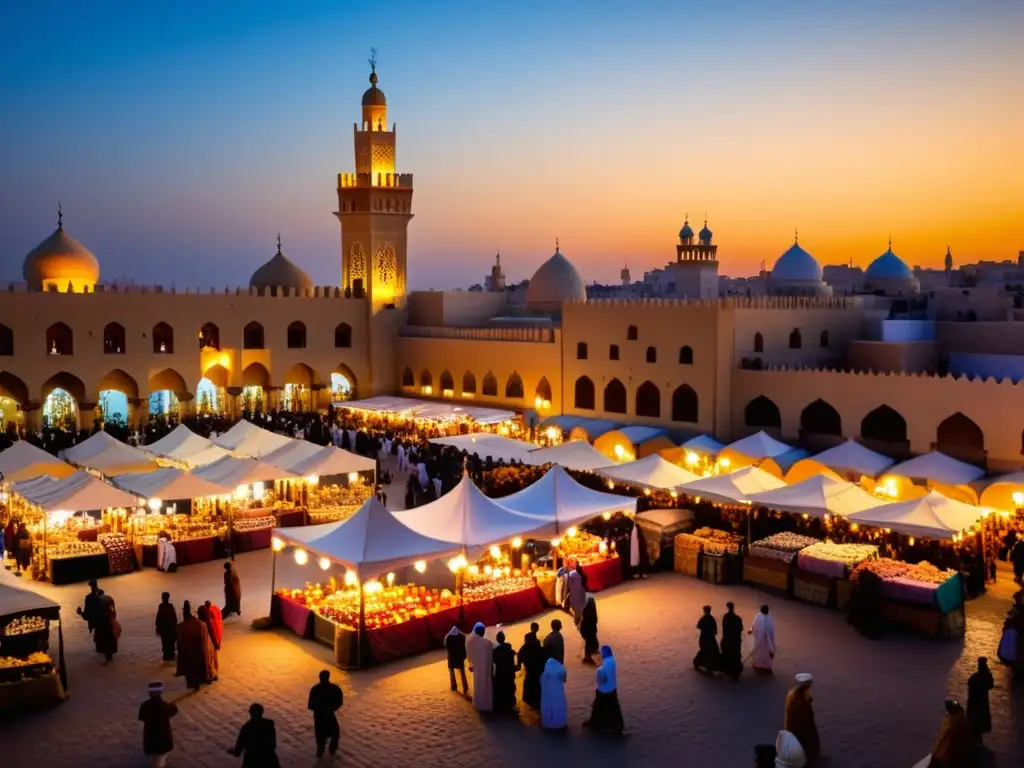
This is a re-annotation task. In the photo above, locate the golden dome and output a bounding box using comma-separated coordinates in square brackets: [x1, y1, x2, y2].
[23, 211, 100, 292]
[249, 236, 313, 292]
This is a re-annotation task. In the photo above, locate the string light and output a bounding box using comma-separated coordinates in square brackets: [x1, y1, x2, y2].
[511, 537, 522, 548]
[414, 560, 427, 573]
[489, 545, 501, 559]
[386, 572, 395, 585]
[294, 548, 309, 565]
[602, 512, 612, 520]
[271, 537, 285, 552]
[551, 538, 561, 548]
[344, 571, 358, 586]
[318, 556, 331, 570]
[567, 527, 578, 537]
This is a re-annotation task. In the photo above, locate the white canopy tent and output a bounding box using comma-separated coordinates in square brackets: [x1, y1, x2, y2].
[846, 490, 984, 540]
[393, 474, 555, 550]
[0, 441, 76, 483]
[496, 465, 635, 530]
[682, 435, 725, 457]
[60, 431, 159, 476]
[719, 431, 793, 466]
[342, 396, 515, 425]
[192, 455, 297, 491]
[678, 466, 786, 505]
[595, 454, 700, 490]
[526, 440, 613, 471]
[13, 470, 141, 512]
[430, 433, 537, 464]
[289, 446, 377, 478]
[272, 497, 461, 581]
[746, 474, 884, 519]
[262, 440, 326, 471]
[211, 420, 296, 459]
[885, 452, 985, 487]
[144, 424, 231, 467]
[980, 472, 1024, 510]
[114, 467, 226, 501]
[786, 440, 894, 484]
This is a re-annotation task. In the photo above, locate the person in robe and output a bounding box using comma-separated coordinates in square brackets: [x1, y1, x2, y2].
[465, 623, 494, 712]
[574, 560, 590, 592]
[77, 579, 103, 634]
[491, 630, 518, 714]
[543, 619, 565, 664]
[307, 670, 343, 759]
[516, 624, 545, 710]
[203, 600, 224, 650]
[966, 657, 993, 744]
[81, 584, 118, 662]
[229, 703, 281, 768]
[196, 604, 220, 681]
[928, 699, 974, 768]
[693, 605, 720, 674]
[566, 570, 587, 627]
[720, 602, 744, 681]
[445, 626, 468, 694]
[579, 595, 599, 664]
[749, 604, 776, 673]
[155, 592, 178, 662]
[774, 730, 808, 768]
[539, 656, 568, 730]
[223, 562, 243, 617]
[138, 682, 178, 768]
[176, 601, 212, 691]
[583, 645, 624, 734]
[156, 534, 177, 573]
[783, 673, 820, 765]
[848, 568, 884, 640]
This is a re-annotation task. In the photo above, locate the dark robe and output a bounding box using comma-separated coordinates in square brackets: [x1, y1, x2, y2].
[517, 637, 545, 709]
[928, 710, 974, 768]
[307, 681, 343, 742]
[93, 594, 119, 657]
[445, 632, 466, 669]
[492, 641, 517, 713]
[693, 614, 719, 672]
[224, 566, 242, 615]
[155, 602, 178, 660]
[966, 668, 993, 736]
[543, 630, 564, 664]
[233, 717, 281, 768]
[579, 598, 599, 657]
[720, 611, 744, 679]
[784, 686, 821, 764]
[196, 606, 219, 679]
[204, 603, 224, 649]
[138, 697, 178, 755]
[849, 569, 885, 640]
[175, 616, 212, 689]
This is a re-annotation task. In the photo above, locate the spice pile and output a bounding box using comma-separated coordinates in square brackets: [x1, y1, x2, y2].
[797, 542, 878, 579]
[749, 533, 819, 564]
[676, 527, 744, 555]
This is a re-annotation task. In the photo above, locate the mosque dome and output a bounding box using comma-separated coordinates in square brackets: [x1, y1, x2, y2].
[865, 247, 913, 281]
[362, 69, 387, 106]
[679, 220, 694, 240]
[23, 212, 100, 292]
[526, 244, 587, 313]
[250, 238, 313, 293]
[771, 241, 822, 282]
[698, 222, 713, 243]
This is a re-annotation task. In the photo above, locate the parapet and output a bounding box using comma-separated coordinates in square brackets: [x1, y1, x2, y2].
[2, 281, 363, 300]
[338, 172, 414, 189]
[400, 325, 556, 343]
[566, 296, 859, 310]
[741, 363, 1024, 386]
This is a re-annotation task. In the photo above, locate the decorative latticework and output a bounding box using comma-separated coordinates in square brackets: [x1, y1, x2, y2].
[376, 242, 397, 287]
[371, 144, 394, 168]
[348, 243, 367, 287]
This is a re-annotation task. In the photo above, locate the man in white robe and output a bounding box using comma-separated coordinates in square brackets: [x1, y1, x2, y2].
[748, 604, 776, 672]
[465, 622, 494, 712]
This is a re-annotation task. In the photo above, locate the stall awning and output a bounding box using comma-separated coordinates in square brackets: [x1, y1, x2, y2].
[595, 454, 700, 490]
[805, 440, 895, 479]
[262, 440, 325, 471]
[540, 415, 620, 440]
[192, 455, 297, 491]
[342, 396, 515, 425]
[12, 470, 141, 512]
[288, 446, 377, 478]
[0, 583, 62, 621]
[114, 467, 226, 501]
[273, 497, 461, 581]
[682, 435, 725, 457]
[678, 466, 786, 505]
[846, 490, 983, 540]
[144, 424, 232, 467]
[211, 420, 296, 459]
[526, 440, 615, 471]
[979, 472, 1024, 510]
[0, 441, 76, 483]
[746, 474, 883, 519]
[496, 465, 635, 529]
[720, 431, 793, 463]
[430, 434, 538, 464]
[885, 452, 985, 487]
[59, 431, 160, 476]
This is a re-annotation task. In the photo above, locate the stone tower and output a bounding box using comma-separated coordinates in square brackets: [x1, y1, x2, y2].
[668, 214, 719, 299]
[336, 54, 414, 312]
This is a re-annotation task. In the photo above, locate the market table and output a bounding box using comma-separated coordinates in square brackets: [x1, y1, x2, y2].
[581, 557, 623, 592]
[274, 509, 307, 528]
[232, 528, 272, 553]
[0, 671, 66, 713]
[460, 597, 500, 633]
[272, 594, 314, 639]
[425, 605, 463, 647]
[170, 536, 218, 566]
[367, 617, 432, 664]
[495, 586, 545, 624]
[48, 553, 110, 585]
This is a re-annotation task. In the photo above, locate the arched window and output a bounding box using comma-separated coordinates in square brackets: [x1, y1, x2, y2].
[505, 372, 524, 399]
[754, 332, 764, 353]
[439, 370, 454, 392]
[609, 344, 619, 361]
[789, 328, 802, 349]
[577, 342, 588, 360]
[604, 378, 627, 414]
[287, 321, 307, 349]
[401, 367, 414, 387]
[102, 322, 125, 354]
[243, 322, 265, 350]
[671, 384, 698, 423]
[936, 412, 984, 455]
[462, 371, 477, 395]
[0, 324, 13, 356]
[482, 372, 498, 397]
[335, 323, 352, 348]
[199, 322, 220, 350]
[679, 345, 693, 365]
[46, 322, 73, 355]
[535, 377, 552, 404]
[820, 330, 830, 348]
[419, 369, 432, 388]
[800, 399, 842, 435]
[574, 376, 595, 410]
[860, 405, 907, 444]
[152, 322, 173, 354]
[627, 325, 638, 341]
[744, 395, 781, 429]
[646, 346, 657, 363]
[635, 380, 660, 418]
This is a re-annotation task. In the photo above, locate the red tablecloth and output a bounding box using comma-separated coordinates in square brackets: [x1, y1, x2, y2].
[233, 528, 272, 553]
[172, 536, 218, 566]
[495, 586, 545, 624]
[425, 606, 463, 647]
[582, 557, 623, 592]
[274, 595, 313, 638]
[460, 597, 500, 632]
[274, 509, 307, 528]
[367, 617, 431, 664]
[76, 529, 99, 542]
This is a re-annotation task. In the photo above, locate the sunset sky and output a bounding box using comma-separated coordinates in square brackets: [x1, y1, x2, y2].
[1, 1, 1021, 289]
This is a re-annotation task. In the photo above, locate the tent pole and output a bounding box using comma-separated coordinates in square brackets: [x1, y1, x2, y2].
[270, 547, 277, 595]
[357, 580, 366, 670]
[57, 616, 67, 694]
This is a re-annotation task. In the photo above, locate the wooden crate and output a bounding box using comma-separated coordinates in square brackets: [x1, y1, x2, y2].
[835, 579, 856, 612]
[794, 575, 832, 607]
[743, 562, 790, 591]
[882, 601, 964, 639]
[674, 547, 701, 578]
[701, 553, 729, 585]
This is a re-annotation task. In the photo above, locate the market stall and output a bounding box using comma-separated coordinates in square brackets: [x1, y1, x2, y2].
[0, 583, 66, 713]
[717, 431, 793, 471]
[746, 474, 883, 519]
[593, 426, 674, 462]
[526, 440, 614, 471]
[595, 454, 700, 492]
[143, 424, 231, 468]
[430, 434, 538, 464]
[673, 525, 743, 582]
[793, 541, 879, 607]
[743, 532, 820, 593]
[211, 419, 296, 459]
[845, 490, 984, 541]
[785, 440, 895, 485]
[0, 441, 76, 484]
[849, 558, 965, 637]
[678, 465, 786, 505]
[883, 452, 985, 505]
[59, 431, 160, 476]
[342, 396, 520, 436]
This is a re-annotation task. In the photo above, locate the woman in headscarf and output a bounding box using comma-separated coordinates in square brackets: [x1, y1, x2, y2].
[196, 604, 220, 682]
[203, 600, 224, 650]
[516, 626, 545, 710]
[579, 595, 599, 664]
[928, 699, 973, 768]
[583, 645, 624, 734]
[176, 601, 213, 691]
[774, 730, 808, 768]
[539, 656, 568, 730]
[784, 674, 820, 764]
[444, 626, 468, 695]
[566, 569, 587, 627]
[464, 622, 494, 712]
[491, 630, 517, 714]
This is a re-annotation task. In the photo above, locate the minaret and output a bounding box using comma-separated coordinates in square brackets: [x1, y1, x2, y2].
[489, 252, 506, 292]
[620, 262, 631, 286]
[670, 213, 719, 298]
[336, 50, 414, 310]
[944, 246, 953, 273]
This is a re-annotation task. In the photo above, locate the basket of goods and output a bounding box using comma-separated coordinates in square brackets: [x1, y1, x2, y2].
[2, 616, 50, 655]
[797, 542, 879, 580]
[749, 533, 819, 564]
[99, 534, 135, 575]
[233, 516, 276, 532]
[308, 506, 359, 525]
[47, 541, 105, 560]
[850, 559, 962, 613]
[673, 535, 701, 577]
[677, 528, 744, 555]
[0, 651, 53, 683]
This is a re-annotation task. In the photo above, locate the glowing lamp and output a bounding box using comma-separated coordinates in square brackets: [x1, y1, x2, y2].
[484, 565, 493, 575]
[305, 475, 320, 486]
[602, 512, 612, 520]
[386, 572, 395, 585]
[567, 526, 578, 537]
[234, 484, 249, 501]
[468, 564, 479, 575]
[613, 445, 625, 459]
[1013, 491, 1024, 506]
[545, 427, 557, 440]
[670, 491, 678, 499]
[348, 472, 359, 483]
[294, 548, 309, 566]
[849, 524, 859, 532]
[422, 385, 433, 395]
[535, 396, 543, 408]
[447, 557, 461, 573]
[147, 498, 162, 512]
[344, 570, 358, 586]
[599, 540, 607, 553]
[551, 538, 561, 548]
[607, 480, 615, 490]
[511, 537, 522, 548]
[489, 545, 501, 559]
[643, 488, 651, 496]
[414, 560, 427, 573]
[908, 537, 915, 546]
[456, 554, 468, 570]
[685, 452, 699, 466]
[719, 458, 731, 469]
[271, 536, 285, 552]
[543, 399, 551, 409]
[318, 556, 331, 571]
[252, 481, 265, 501]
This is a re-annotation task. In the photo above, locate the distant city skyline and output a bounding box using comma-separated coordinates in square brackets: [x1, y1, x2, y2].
[1, 1, 1021, 290]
